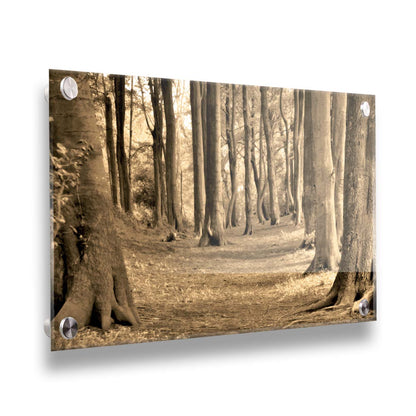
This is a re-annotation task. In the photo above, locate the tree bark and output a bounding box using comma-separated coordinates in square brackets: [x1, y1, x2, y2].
[104, 94, 118, 206]
[251, 99, 265, 224]
[280, 88, 294, 215]
[113, 75, 131, 212]
[50, 70, 138, 339]
[301, 90, 316, 248]
[305, 91, 340, 272]
[190, 80, 205, 236]
[161, 78, 183, 231]
[293, 89, 305, 225]
[225, 84, 238, 228]
[260, 86, 280, 225]
[148, 77, 165, 226]
[258, 112, 269, 221]
[199, 82, 226, 246]
[305, 94, 375, 313]
[128, 76, 134, 183]
[243, 85, 253, 235]
[331, 92, 347, 247]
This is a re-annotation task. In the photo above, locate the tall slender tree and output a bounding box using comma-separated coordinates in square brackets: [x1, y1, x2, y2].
[147, 77, 166, 226]
[113, 75, 131, 212]
[190, 80, 206, 236]
[225, 84, 238, 228]
[199, 82, 225, 246]
[305, 90, 340, 272]
[257, 112, 269, 222]
[161, 78, 183, 231]
[243, 85, 253, 235]
[331, 92, 347, 247]
[260, 86, 280, 225]
[301, 90, 316, 248]
[293, 89, 305, 225]
[128, 76, 134, 183]
[280, 88, 294, 215]
[250, 96, 268, 224]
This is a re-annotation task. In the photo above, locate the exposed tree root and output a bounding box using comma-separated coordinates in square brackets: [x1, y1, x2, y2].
[293, 272, 375, 318]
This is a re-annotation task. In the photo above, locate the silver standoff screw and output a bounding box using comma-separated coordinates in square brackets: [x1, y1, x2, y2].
[59, 317, 78, 339]
[359, 299, 370, 317]
[60, 76, 78, 100]
[43, 318, 51, 337]
[360, 101, 370, 117]
[44, 85, 49, 102]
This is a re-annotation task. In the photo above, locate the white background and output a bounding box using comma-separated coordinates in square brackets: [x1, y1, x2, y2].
[1, 1, 415, 414]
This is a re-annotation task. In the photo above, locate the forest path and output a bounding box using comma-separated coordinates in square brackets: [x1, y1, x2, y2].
[121, 214, 314, 278]
[58, 214, 373, 350]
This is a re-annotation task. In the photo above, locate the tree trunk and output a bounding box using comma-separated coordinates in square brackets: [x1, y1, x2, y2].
[200, 82, 211, 244]
[161, 78, 183, 231]
[199, 82, 225, 246]
[113, 75, 131, 212]
[225, 84, 238, 228]
[250, 96, 267, 225]
[50, 70, 138, 339]
[104, 94, 118, 206]
[293, 90, 305, 225]
[260, 86, 280, 225]
[280, 88, 294, 215]
[128, 76, 134, 183]
[258, 112, 269, 221]
[301, 90, 316, 249]
[190, 81, 206, 236]
[148, 77, 165, 226]
[305, 94, 375, 314]
[331, 92, 347, 248]
[305, 91, 340, 272]
[254, 112, 265, 224]
[243, 85, 253, 235]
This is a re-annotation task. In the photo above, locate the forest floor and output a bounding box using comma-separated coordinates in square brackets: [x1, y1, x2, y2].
[55, 213, 374, 350]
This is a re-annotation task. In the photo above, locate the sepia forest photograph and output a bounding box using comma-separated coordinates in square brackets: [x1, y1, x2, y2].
[50, 69, 375, 350]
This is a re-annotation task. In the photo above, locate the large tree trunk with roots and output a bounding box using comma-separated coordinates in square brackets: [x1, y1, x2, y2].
[260, 86, 280, 225]
[331, 92, 347, 248]
[162, 78, 183, 231]
[280, 88, 294, 215]
[190, 80, 206, 236]
[50, 70, 138, 336]
[113, 75, 131, 212]
[242, 85, 253, 235]
[304, 94, 375, 313]
[199, 82, 226, 246]
[225, 84, 238, 228]
[148, 77, 165, 227]
[301, 90, 316, 249]
[305, 90, 340, 273]
[104, 94, 118, 206]
[293, 90, 305, 226]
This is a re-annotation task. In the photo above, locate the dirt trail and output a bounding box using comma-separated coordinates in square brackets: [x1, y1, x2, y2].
[121, 215, 314, 278]
[55, 214, 374, 350]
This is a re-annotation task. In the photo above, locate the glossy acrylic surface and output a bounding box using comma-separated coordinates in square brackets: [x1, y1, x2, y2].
[50, 69, 375, 350]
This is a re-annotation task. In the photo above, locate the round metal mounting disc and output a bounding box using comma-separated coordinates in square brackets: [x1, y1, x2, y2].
[59, 317, 78, 339]
[360, 101, 370, 117]
[60, 76, 78, 100]
[359, 299, 370, 317]
[43, 318, 51, 337]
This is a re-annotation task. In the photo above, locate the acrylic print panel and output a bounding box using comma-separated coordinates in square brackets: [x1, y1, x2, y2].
[50, 69, 375, 351]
